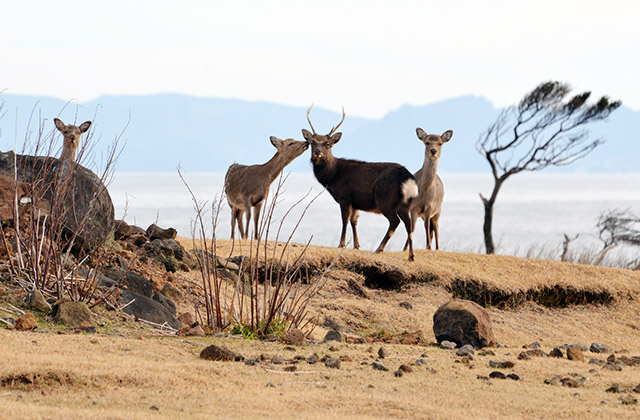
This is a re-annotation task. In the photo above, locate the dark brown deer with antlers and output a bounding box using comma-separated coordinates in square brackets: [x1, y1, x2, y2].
[302, 105, 418, 261]
[225, 136, 308, 240]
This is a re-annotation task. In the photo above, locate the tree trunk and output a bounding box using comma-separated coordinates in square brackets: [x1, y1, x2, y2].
[480, 178, 504, 255]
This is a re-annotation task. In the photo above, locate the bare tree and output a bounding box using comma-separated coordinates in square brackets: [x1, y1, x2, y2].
[597, 208, 640, 248]
[476, 81, 621, 254]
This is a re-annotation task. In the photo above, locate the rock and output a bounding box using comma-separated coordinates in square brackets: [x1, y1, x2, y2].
[152, 292, 176, 315]
[549, 347, 564, 358]
[216, 257, 240, 271]
[178, 312, 195, 328]
[399, 301, 413, 310]
[432, 299, 494, 349]
[378, 347, 389, 359]
[146, 224, 177, 240]
[307, 353, 319, 364]
[456, 344, 475, 357]
[523, 341, 541, 349]
[440, 340, 457, 350]
[0, 152, 114, 252]
[632, 384, 640, 393]
[603, 363, 622, 372]
[162, 284, 181, 301]
[567, 347, 584, 361]
[284, 365, 297, 372]
[620, 395, 637, 405]
[102, 266, 153, 297]
[517, 352, 531, 361]
[398, 364, 413, 373]
[118, 289, 181, 329]
[590, 343, 611, 353]
[325, 358, 340, 369]
[53, 301, 96, 328]
[607, 354, 616, 363]
[519, 349, 547, 359]
[568, 344, 588, 352]
[561, 378, 580, 388]
[27, 290, 51, 313]
[143, 239, 194, 272]
[323, 330, 343, 343]
[372, 362, 388, 371]
[397, 331, 422, 345]
[506, 373, 520, 381]
[114, 220, 132, 240]
[186, 324, 205, 336]
[394, 369, 403, 378]
[489, 371, 506, 379]
[606, 384, 621, 393]
[284, 329, 305, 346]
[200, 345, 235, 361]
[15, 313, 38, 330]
[415, 358, 426, 366]
[271, 355, 285, 365]
[489, 360, 515, 369]
[478, 349, 496, 356]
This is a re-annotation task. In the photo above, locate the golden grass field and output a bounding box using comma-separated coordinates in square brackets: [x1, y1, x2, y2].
[2, 240, 640, 419]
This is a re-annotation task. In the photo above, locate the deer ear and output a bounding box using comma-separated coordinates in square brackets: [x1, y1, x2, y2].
[270, 136, 283, 148]
[441, 130, 453, 142]
[54, 118, 65, 131]
[330, 132, 342, 145]
[79, 121, 92, 133]
[301, 129, 314, 142]
[416, 128, 427, 141]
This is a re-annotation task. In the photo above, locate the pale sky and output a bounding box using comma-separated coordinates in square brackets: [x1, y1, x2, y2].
[2, 0, 639, 118]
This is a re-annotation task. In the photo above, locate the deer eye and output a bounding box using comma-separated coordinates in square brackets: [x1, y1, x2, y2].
[324, 142, 330, 147]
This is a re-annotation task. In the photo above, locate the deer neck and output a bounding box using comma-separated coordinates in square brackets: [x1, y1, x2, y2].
[312, 154, 338, 187]
[262, 151, 290, 182]
[418, 158, 439, 188]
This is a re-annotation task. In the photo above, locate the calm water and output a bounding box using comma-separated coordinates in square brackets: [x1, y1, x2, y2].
[108, 172, 640, 257]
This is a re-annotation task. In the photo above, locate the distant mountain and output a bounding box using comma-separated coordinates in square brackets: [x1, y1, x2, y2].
[0, 93, 637, 173]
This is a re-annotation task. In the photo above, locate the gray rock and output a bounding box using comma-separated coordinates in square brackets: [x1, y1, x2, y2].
[590, 343, 611, 353]
[118, 289, 181, 329]
[271, 355, 285, 365]
[325, 357, 340, 369]
[372, 362, 389, 371]
[456, 344, 475, 357]
[323, 330, 343, 343]
[440, 340, 457, 349]
[489, 360, 515, 369]
[378, 347, 389, 359]
[307, 353, 319, 364]
[27, 290, 51, 313]
[102, 266, 153, 297]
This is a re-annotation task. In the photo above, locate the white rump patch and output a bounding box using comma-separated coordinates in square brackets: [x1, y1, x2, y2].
[401, 179, 419, 203]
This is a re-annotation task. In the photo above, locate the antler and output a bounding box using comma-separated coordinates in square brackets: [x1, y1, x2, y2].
[328, 106, 346, 136]
[306, 104, 317, 135]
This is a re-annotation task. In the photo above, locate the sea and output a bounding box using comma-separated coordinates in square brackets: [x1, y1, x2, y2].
[108, 172, 640, 260]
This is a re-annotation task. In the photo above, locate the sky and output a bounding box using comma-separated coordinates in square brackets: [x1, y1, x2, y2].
[2, 0, 639, 118]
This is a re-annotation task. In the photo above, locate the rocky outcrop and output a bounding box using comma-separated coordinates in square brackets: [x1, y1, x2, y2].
[118, 289, 181, 329]
[0, 152, 114, 252]
[433, 299, 495, 349]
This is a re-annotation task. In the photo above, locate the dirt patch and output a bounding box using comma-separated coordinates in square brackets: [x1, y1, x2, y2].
[0, 370, 79, 390]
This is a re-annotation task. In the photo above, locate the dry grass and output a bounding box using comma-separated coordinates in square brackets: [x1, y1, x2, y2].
[3, 240, 640, 419]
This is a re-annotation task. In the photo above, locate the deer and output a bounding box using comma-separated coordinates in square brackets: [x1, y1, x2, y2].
[403, 128, 452, 251]
[224, 136, 308, 240]
[54, 118, 92, 162]
[302, 105, 418, 261]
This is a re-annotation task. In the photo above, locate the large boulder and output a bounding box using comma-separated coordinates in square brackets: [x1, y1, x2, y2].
[432, 299, 495, 348]
[0, 152, 114, 251]
[102, 266, 154, 297]
[53, 301, 96, 328]
[118, 289, 181, 329]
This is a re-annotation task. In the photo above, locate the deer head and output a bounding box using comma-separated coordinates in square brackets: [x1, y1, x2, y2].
[301, 104, 345, 164]
[269, 135, 309, 164]
[54, 118, 92, 161]
[416, 128, 453, 161]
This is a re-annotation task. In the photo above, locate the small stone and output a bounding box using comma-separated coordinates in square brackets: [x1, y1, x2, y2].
[150, 405, 159, 411]
[399, 301, 413, 310]
[489, 371, 506, 379]
[186, 324, 205, 336]
[606, 384, 621, 393]
[271, 355, 285, 365]
[328, 345, 339, 352]
[339, 355, 352, 362]
[378, 347, 389, 359]
[607, 354, 616, 363]
[200, 345, 235, 361]
[549, 347, 564, 358]
[415, 358, 426, 366]
[440, 340, 457, 350]
[394, 369, 403, 377]
[325, 357, 340, 369]
[15, 313, 38, 331]
[567, 347, 584, 361]
[545, 376, 562, 386]
[620, 395, 638, 405]
[284, 329, 305, 346]
[506, 373, 520, 381]
[603, 363, 622, 371]
[177, 312, 194, 328]
[561, 378, 580, 388]
[517, 352, 531, 361]
[372, 362, 388, 371]
[590, 343, 611, 354]
[398, 364, 413, 373]
[489, 360, 515, 369]
[307, 353, 319, 364]
[569, 344, 588, 352]
[266, 382, 275, 388]
[284, 365, 297, 372]
[323, 330, 343, 343]
[477, 349, 495, 356]
[523, 341, 541, 349]
[632, 384, 640, 393]
[456, 344, 475, 357]
[244, 358, 259, 366]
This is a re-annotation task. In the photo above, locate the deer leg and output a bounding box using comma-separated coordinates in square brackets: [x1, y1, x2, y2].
[399, 208, 414, 261]
[350, 210, 360, 249]
[253, 201, 263, 240]
[338, 204, 352, 248]
[425, 216, 432, 250]
[243, 203, 252, 240]
[236, 209, 245, 240]
[375, 212, 400, 254]
[431, 213, 441, 250]
[402, 210, 418, 251]
[230, 208, 238, 240]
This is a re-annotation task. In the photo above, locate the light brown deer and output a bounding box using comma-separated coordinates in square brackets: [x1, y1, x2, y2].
[224, 136, 308, 240]
[404, 128, 452, 251]
[54, 118, 92, 162]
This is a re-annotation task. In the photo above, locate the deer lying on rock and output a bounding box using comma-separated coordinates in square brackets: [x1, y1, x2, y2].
[225, 136, 308, 240]
[54, 118, 92, 162]
[303, 105, 418, 261]
[404, 128, 452, 251]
